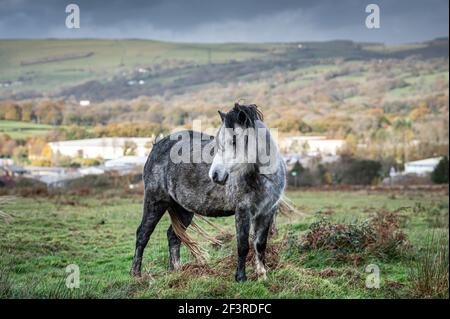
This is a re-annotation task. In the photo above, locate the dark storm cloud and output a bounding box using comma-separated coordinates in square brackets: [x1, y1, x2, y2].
[0, 0, 448, 43]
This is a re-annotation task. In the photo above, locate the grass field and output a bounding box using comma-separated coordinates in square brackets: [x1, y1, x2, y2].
[0, 39, 283, 93]
[0, 120, 57, 139]
[0, 189, 448, 299]
[1, 38, 446, 98]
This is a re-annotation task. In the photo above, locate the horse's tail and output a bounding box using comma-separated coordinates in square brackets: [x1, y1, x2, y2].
[168, 196, 301, 262]
[277, 195, 303, 217]
[167, 209, 225, 263]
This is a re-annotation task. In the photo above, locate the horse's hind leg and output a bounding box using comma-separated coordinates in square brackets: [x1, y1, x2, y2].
[131, 195, 168, 277]
[253, 211, 275, 280]
[235, 208, 251, 282]
[166, 204, 194, 271]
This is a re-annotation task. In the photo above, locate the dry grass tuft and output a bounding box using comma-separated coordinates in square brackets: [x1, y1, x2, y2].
[409, 232, 449, 298]
[0, 196, 14, 224]
[300, 210, 411, 263]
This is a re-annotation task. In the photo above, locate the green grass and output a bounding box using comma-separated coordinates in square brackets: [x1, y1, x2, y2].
[0, 120, 57, 139]
[0, 39, 283, 93]
[0, 190, 448, 298]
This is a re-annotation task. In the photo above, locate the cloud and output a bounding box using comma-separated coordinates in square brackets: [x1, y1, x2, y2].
[0, 0, 448, 43]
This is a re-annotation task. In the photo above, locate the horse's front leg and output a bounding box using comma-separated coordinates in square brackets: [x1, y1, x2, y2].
[235, 208, 250, 282]
[253, 209, 275, 280]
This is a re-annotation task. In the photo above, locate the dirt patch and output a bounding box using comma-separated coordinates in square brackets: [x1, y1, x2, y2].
[386, 281, 405, 289]
[180, 263, 220, 277]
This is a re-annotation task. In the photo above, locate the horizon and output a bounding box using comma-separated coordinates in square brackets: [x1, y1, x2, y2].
[0, 36, 448, 45]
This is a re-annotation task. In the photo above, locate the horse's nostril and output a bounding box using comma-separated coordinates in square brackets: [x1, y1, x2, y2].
[212, 172, 218, 182]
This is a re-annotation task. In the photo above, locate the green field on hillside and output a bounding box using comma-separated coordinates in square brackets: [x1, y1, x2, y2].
[1, 190, 448, 299]
[0, 39, 283, 93]
[0, 120, 56, 139]
[1, 39, 446, 97]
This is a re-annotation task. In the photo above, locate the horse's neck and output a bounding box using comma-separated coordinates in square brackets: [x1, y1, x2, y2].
[226, 167, 264, 198]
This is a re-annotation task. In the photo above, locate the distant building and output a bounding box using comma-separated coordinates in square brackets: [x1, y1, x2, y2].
[48, 137, 153, 160]
[104, 156, 147, 168]
[280, 136, 345, 156]
[404, 157, 442, 176]
[78, 166, 106, 175]
[79, 100, 90, 106]
[0, 159, 25, 177]
[0, 159, 14, 167]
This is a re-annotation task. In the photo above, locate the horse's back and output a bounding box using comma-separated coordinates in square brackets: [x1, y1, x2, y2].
[143, 131, 235, 214]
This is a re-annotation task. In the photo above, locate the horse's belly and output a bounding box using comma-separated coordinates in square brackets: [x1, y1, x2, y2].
[171, 188, 235, 216]
[167, 163, 235, 215]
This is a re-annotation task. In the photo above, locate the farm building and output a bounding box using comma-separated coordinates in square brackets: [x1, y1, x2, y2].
[104, 156, 147, 168]
[48, 137, 153, 160]
[279, 136, 345, 156]
[403, 157, 442, 176]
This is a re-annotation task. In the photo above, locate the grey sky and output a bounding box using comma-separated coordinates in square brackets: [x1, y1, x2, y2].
[0, 0, 448, 43]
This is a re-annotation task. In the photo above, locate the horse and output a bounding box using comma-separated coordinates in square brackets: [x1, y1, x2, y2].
[131, 103, 286, 282]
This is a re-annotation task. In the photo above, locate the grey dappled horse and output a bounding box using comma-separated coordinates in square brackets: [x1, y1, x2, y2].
[131, 104, 286, 282]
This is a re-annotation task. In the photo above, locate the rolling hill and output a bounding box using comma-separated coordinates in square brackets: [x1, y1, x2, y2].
[0, 38, 448, 101]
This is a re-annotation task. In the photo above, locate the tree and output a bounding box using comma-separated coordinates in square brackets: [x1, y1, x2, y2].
[341, 133, 358, 156]
[20, 103, 34, 122]
[35, 100, 64, 125]
[2, 102, 21, 121]
[431, 156, 449, 184]
[27, 137, 48, 160]
[0, 134, 16, 157]
[393, 118, 414, 164]
[331, 156, 382, 185]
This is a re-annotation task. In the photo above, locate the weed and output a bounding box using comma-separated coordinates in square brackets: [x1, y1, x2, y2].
[409, 232, 449, 298]
[300, 210, 410, 263]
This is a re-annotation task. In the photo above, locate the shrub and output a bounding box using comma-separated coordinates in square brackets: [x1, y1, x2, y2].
[0, 177, 49, 197]
[64, 173, 137, 193]
[287, 161, 327, 187]
[367, 211, 410, 258]
[409, 232, 449, 298]
[331, 156, 382, 185]
[65, 174, 116, 189]
[431, 156, 449, 184]
[300, 211, 410, 262]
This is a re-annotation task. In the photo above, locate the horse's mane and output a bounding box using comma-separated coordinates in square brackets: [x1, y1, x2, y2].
[224, 103, 264, 128]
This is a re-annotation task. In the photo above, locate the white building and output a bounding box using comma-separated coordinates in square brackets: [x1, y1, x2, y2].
[0, 159, 14, 167]
[280, 136, 345, 156]
[404, 157, 442, 176]
[79, 100, 90, 106]
[48, 137, 153, 160]
[104, 156, 147, 168]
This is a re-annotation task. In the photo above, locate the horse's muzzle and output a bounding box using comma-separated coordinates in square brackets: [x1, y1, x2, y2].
[212, 171, 229, 185]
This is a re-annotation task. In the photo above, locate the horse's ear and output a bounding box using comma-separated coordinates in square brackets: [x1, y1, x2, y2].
[218, 111, 226, 122]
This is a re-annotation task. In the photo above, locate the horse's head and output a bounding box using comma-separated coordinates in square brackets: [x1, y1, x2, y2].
[209, 103, 273, 185]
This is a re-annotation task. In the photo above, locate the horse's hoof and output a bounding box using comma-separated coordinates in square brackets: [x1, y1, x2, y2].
[235, 273, 247, 282]
[169, 262, 181, 271]
[130, 269, 141, 277]
[257, 273, 267, 281]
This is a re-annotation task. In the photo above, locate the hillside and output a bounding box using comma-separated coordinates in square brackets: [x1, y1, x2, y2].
[0, 38, 448, 101]
[0, 38, 448, 165]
